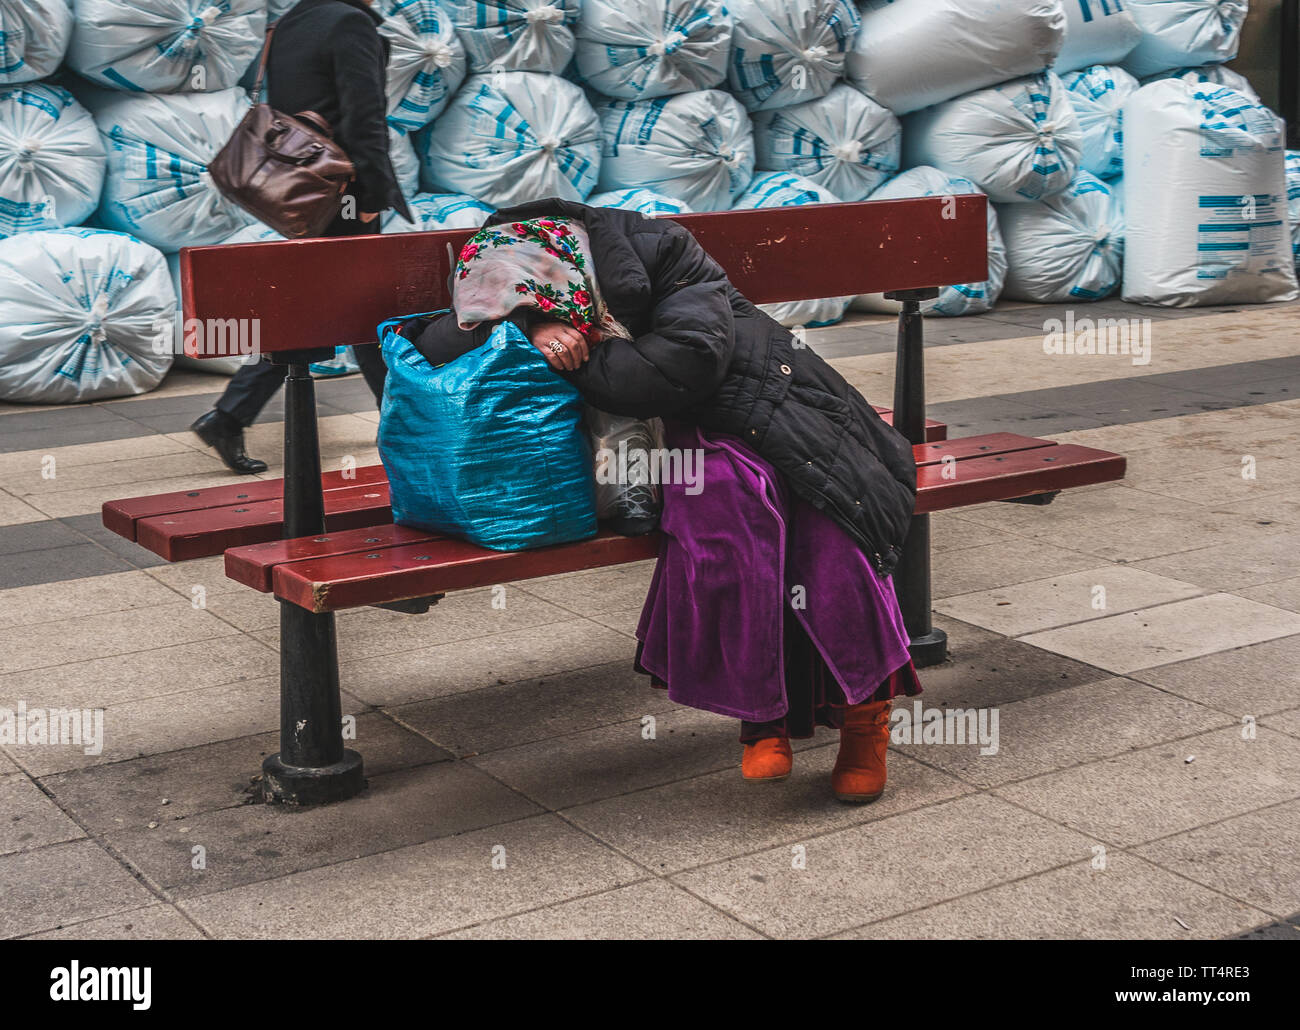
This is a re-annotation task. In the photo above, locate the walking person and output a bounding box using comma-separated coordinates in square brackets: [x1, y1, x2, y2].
[191, 0, 412, 473]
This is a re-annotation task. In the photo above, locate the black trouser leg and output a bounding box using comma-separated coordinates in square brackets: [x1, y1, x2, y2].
[214, 358, 286, 427]
[350, 342, 388, 405]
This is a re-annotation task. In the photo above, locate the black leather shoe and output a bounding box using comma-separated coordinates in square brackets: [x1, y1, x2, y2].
[190, 410, 268, 475]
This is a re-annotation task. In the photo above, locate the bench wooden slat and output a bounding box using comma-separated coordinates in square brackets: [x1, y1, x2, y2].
[103, 408, 945, 559]
[222, 432, 1048, 591]
[225, 522, 442, 592]
[181, 198, 989, 355]
[272, 531, 662, 613]
[914, 445, 1127, 514]
[101, 464, 388, 541]
[137, 482, 392, 561]
[245, 437, 1125, 613]
[913, 433, 1055, 467]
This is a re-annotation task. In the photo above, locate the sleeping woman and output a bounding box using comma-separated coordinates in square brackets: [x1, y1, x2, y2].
[400, 198, 922, 803]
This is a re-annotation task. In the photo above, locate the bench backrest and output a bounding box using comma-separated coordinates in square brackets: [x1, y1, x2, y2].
[179, 197, 988, 356]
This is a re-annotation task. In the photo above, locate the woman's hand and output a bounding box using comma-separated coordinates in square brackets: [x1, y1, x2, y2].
[528, 320, 591, 372]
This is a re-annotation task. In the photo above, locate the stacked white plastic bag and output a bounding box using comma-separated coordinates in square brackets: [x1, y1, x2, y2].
[378, 0, 467, 132]
[588, 188, 692, 216]
[750, 83, 899, 201]
[903, 73, 1082, 204]
[1144, 64, 1260, 104]
[0, 0, 74, 84]
[441, 0, 578, 74]
[419, 72, 601, 207]
[853, 166, 1007, 317]
[595, 90, 753, 211]
[727, 0, 858, 112]
[384, 192, 494, 232]
[390, 126, 420, 202]
[1121, 0, 1248, 79]
[67, 0, 266, 93]
[85, 87, 255, 253]
[0, 84, 106, 237]
[847, 0, 1065, 115]
[1288, 151, 1300, 273]
[733, 171, 851, 327]
[1054, 0, 1142, 74]
[575, 0, 731, 100]
[1000, 170, 1124, 303]
[1123, 80, 1298, 306]
[0, 227, 175, 402]
[1062, 65, 1138, 181]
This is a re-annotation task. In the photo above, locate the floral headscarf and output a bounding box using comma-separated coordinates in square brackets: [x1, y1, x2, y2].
[453, 218, 624, 338]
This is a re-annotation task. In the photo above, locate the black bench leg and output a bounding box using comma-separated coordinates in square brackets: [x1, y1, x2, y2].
[261, 362, 365, 805]
[885, 288, 948, 669]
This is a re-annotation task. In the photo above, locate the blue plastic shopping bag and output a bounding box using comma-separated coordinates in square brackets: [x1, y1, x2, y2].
[377, 314, 597, 551]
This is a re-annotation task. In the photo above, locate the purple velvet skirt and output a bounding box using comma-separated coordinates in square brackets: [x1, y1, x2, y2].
[634, 422, 921, 732]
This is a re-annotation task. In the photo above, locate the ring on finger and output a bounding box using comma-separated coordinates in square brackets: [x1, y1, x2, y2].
[548, 340, 565, 356]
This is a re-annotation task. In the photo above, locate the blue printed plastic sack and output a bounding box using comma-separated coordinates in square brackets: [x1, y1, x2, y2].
[378, 315, 597, 551]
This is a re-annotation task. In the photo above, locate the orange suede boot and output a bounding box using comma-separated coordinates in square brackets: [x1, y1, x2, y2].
[831, 699, 893, 802]
[742, 737, 793, 782]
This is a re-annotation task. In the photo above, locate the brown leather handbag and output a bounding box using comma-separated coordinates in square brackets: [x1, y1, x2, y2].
[209, 28, 355, 239]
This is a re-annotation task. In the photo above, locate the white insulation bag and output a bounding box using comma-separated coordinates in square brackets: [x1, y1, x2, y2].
[1062, 64, 1138, 180]
[750, 83, 899, 202]
[67, 0, 266, 93]
[726, 0, 859, 112]
[1287, 151, 1300, 272]
[903, 72, 1083, 204]
[86, 86, 255, 253]
[384, 192, 494, 232]
[0, 227, 175, 403]
[1123, 80, 1298, 306]
[733, 171, 851, 327]
[1055, 0, 1142, 74]
[419, 71, 601, 208]
[1121, 0, 1248, 79]
[0, 84, 106, 237]
[575, 0, 731, 100]
[1144, 64, 1260, 104]
[441, 0, 578, 73]
[0, 0, 74, 84]
[853, 166, 1007, 317]
[847, 0, 1065, 116]
[378, 0, 468, 132]
[390, 125, 420, 202]
[596, 90, 754, 212]
[588, 188, 693, 216]
[999, 170, 1124, 302]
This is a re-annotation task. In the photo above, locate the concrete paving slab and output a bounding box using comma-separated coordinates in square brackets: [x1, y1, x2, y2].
[24, 904, 205, 940]
[1134, 799, 1300, 919]
[0, 839, 157, 939]
[437, 878, 761, 939]
[672, 794, 1093, 939]
[564, 746, 972, 876]
[0, 774, 84, 855]
[1019, 593, 1300, 674]
[1130, 635, 1300, 717]
[840, 852, 1269, 940]
[106, 759, 540, 900]
[994, 726, 1300, 848]
[891, 678, 1230, 789]
[936, 566, 1205, 637]
[179, 813, 643, 939]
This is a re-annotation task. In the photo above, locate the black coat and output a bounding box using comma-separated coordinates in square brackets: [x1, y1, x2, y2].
[414, 199, 917, 576]
[268, 0, 411, 221]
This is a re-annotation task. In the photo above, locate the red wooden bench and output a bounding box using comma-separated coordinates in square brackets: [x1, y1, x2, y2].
[103, 198, 1125, 805]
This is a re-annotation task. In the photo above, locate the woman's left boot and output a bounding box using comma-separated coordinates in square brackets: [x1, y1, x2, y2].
[831, 699, 893, 803]
[742, 737, 793, 782]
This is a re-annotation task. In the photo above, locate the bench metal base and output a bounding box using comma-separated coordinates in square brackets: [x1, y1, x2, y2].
[262, 750, 365, 806]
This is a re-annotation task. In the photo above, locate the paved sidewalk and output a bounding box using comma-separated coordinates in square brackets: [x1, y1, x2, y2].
[1, 299, 1299, 939]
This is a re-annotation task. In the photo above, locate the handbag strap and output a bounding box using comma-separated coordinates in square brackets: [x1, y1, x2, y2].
[252, 26, 276, 101]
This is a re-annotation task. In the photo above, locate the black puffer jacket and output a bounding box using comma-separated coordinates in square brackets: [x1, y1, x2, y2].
[414, 199, 916, 576]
